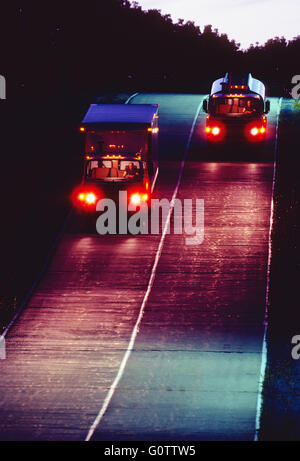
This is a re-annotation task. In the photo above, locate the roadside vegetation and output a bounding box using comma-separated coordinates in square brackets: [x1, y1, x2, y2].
[1, 1, 299, 100]
[260, 100, 300, 440]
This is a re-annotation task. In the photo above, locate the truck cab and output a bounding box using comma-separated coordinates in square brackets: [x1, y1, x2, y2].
[203, 73, 270, 143]
[73, 104, 159, 211]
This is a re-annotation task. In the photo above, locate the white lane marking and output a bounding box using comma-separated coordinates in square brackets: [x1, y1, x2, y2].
[85, 98, 204, 442]
[0, 209, 73, 342]
[125, 92, 139, 104]
[254, 96, 283, 441]
[151, 167, 159, 193]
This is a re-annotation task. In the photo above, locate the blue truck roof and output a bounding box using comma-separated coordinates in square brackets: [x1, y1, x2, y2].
[82, 104, 159, 128]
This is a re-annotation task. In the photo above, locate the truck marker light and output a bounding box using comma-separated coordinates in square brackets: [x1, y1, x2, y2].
[103, 155, 125, 159]
[79, 127, 85, 132]
[78, 193, 85, 201]
[205, 126, 211, 133]
[147, 128, 152, 132]
[142, 194, 149, 201]
[260, 127, 266, 134]
[108, 144, 124, 149]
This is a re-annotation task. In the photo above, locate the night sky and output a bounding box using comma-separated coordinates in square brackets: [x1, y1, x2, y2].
[136, 0, 300, 49]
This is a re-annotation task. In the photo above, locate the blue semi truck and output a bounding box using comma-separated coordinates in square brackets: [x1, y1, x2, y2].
[73, 103, 159, 211]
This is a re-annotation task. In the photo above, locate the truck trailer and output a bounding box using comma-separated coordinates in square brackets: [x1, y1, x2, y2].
[73, 103, 159, 212]
[203, 72, 270, 143]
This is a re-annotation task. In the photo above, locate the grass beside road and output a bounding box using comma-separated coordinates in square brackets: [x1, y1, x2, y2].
[260, 98, 300, 440]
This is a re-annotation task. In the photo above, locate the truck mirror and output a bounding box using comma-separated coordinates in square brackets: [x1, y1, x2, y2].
[203, 100, 208, 113]
[265, 100, 270, 114]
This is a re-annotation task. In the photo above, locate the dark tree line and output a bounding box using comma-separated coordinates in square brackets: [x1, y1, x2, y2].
[1, 0, 299, 100]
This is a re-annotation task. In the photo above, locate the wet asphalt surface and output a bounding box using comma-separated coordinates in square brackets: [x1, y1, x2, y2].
[0, 93, 282, 440]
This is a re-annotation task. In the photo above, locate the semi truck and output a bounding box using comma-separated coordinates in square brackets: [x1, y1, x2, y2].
[73, 103, 159, 212]
[203, 72, 270, 143]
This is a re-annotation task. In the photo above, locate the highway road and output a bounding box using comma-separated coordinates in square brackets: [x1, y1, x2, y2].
[0, 93, 282, 441]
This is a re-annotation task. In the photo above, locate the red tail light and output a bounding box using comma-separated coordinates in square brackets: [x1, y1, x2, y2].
[130, 193, 149, 205]
[250, 127, 259, 136]
[72, 187, 100, 209]
[85, 192, 97, 204]
[206, 126, 221, 135]
[130, 193, 141, 205]
[250, 126, 266, 136]
[246, 121, 267, 142]
[211, 126, 221, 136]
[205, 123, 224, 142]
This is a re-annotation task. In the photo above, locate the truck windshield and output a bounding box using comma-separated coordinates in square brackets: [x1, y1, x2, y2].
[85, 159, 144, 183]
[213, 97, 261, 115]
[85, 130, 147, 156]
